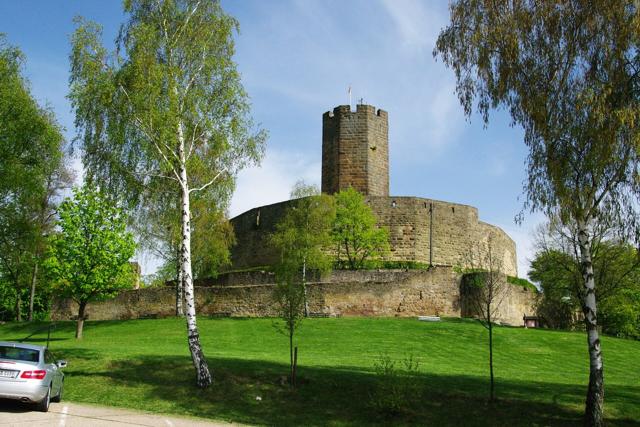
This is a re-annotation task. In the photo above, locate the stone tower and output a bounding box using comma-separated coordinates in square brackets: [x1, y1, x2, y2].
[321, 104, 389, 196]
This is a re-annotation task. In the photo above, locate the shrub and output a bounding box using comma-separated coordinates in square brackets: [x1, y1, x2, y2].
[369, 354, 422, 416]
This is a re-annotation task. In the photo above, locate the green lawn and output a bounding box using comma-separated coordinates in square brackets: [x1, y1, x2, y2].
[1, 317, 638, 426]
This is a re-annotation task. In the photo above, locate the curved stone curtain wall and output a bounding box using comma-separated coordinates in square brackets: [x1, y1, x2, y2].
[229, 196, 517, 277]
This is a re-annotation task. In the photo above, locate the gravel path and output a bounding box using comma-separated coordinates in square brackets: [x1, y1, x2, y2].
[0, 401, 245, 427]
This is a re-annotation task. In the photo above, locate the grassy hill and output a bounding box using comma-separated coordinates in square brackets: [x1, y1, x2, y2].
[1, 317, 638, 426]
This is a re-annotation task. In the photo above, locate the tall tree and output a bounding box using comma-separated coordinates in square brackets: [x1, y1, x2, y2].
[435, 2, 640, 424]
[0, 35, 68, 321]
[45, 186, 136, 339]
[271, 181, 335, 316]
[69, 0, 265, 387]
[138, 178, 234, 316]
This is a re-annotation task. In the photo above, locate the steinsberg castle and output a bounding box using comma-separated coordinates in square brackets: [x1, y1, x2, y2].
[54, 104, 537, 325]
[230, 103, 518, 277]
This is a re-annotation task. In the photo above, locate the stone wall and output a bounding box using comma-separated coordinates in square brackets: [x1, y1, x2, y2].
[229, 199, 291, 269]
[51, 268, 536, 326]
[230, 196, 517, 277]
[322, 104, 389, 197]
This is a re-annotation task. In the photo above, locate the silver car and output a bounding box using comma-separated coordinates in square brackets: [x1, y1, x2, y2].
[0, 341, 66, 412]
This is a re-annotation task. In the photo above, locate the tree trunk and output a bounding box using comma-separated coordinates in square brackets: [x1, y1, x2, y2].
[15, 284, 22, 322]
[178, 120, 212, 388]
[577, 220, 604, 427]
[302, 258, 309, 317]
[176, 248, 184, 317]
[489, 317, 494, 402]
[289, 329, 294, 386]
[76, 301, 87, 339]
[293, 346, 298, 388]
[28, 262, 38, 322]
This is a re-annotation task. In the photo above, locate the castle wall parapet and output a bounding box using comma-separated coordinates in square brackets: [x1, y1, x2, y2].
[229, 195, 517, 276]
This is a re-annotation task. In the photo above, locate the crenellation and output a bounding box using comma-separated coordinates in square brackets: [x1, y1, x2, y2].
[322, 103, 389, 197]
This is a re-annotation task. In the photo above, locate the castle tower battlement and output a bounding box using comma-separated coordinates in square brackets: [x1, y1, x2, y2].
[322, 104, 389, 196]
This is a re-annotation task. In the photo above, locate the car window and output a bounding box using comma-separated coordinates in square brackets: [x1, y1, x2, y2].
[44, 350, 54, 364]
[0, 346, 39, 362]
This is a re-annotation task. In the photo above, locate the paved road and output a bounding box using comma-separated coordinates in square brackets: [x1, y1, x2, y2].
[0, 401, 242, 427]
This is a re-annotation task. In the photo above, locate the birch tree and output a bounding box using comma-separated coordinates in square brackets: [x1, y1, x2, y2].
[435, 2, 640, 424]
[271, 181, 335, 316]
[69, 0, 265, 387]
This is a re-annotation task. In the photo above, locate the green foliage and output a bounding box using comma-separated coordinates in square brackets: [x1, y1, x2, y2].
[336, 260, 431, 270]
[332, 187, 389, 270]
[529, 249, 582, 330]
[530, 242, 640, 338]
[369, 354, 422, 416]
[600, 289, 640, 340]
[271, 183, 336, 384]
[69, 0, 265, 380]
[435, 3, 640, 418]
[462, 271, 489, 289]
[272, 192, 336, 276]
[69, 1, 266, 209]
[272, 273, 306, 338]
[435, 1, 640, 227]
[0, 35, 67, 321]
[506, 276, 538, 293]
[45, 186, 136, 306]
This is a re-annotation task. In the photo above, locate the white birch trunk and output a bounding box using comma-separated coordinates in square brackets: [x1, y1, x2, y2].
[178, 120, 212, 388]
[176, 246, 184, 317]
[577, 219, 604, 427]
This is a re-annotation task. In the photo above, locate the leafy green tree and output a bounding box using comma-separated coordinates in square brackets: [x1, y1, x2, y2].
[435, 2, 640, 423]
[531, 222, 640, 338]
[0, 35, 68, 321]
[271, 181, 335, 385]
[45, 186, 135, 339]
[69, 0, 265, 387]
[272, 265, 305, 388]
[332, 187, 389, 269]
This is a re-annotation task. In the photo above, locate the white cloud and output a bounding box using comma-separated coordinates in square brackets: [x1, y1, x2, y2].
[380, 0, 445, 52]
[230, 149, 320, 218]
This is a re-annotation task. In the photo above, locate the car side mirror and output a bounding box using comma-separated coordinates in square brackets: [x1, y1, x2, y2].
[56, 360, 67, 369]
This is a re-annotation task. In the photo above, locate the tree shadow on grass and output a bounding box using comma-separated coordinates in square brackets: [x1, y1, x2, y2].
[67, 355, 640, 427]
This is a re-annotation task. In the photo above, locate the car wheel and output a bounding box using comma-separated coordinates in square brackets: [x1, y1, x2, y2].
[36, 386, 50, 412]
[51, 380, 63, 403]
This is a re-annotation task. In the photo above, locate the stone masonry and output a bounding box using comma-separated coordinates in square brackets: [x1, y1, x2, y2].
[51, 268, 537, 326]
[322, 104, 389, 197]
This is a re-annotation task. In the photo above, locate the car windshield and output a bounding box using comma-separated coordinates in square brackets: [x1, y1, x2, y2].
[0, 346, 39, 362]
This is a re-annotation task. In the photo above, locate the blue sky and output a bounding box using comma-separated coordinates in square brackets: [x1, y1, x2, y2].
[0, 0, 545, 277]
